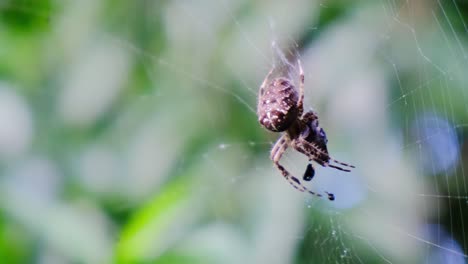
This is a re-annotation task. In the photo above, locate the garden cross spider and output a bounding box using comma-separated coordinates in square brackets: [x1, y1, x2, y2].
[257, 59, 354, 201]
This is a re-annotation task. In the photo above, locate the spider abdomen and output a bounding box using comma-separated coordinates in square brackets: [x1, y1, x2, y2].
[257, 78, 299, 132]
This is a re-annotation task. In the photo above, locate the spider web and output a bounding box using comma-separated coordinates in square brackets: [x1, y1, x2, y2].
[1, 0, 468, 263]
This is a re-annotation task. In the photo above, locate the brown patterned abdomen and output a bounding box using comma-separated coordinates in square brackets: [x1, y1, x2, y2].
[257, 78, 299, 132]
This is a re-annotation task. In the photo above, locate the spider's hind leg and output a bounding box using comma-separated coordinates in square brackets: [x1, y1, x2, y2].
[270, 135, 306, 192]
[296, 59, 305, 117]
[259, 68, 274, 96]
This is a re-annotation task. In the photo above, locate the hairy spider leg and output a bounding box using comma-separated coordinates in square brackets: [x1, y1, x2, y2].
[304, 139, 355, 168]
[259, 68, 274, 96]
[293, 139, 355, 171]
[297, 145, 352, 172]
[270, 135, 334, 200]
[298, 111, 354, 170]
[292, 143, 347, 172]
[297, 59, 305, 117]
[270, 135, 307, 192]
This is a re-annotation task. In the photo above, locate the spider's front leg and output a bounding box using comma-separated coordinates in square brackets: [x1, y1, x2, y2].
[270, 135, 333, 200]
[293, 138, 355, 172]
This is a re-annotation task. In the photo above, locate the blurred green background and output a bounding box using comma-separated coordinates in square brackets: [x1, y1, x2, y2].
[1, 0, 468, 263]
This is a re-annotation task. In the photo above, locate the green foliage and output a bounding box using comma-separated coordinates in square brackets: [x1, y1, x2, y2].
[1, 0, 468, 263]
[117, 176, 197, 263]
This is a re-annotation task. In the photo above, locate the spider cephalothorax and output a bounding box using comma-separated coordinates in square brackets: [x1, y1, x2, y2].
[257, 59, 354, 200]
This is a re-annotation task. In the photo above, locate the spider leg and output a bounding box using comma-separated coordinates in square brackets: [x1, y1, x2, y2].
[259, 68, 274, 96]
[270, 135, 333, 200]
[298, 146, 351, 172]
[293, 139, 355, 171]
[297, 59, 305, 117]
[271, 135, 307, 192]
[328, 164, 352, 172]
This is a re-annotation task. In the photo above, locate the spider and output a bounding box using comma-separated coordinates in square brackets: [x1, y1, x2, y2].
[257, 59, 354, 201]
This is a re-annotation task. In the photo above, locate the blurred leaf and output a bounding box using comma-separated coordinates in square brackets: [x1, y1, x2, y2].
[0, 217, 32, 264]
[116, 175, 199, 264]
[0, 0, 53, 32]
